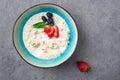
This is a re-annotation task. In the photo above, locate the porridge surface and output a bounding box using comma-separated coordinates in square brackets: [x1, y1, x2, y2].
[23, 12, 70, 59]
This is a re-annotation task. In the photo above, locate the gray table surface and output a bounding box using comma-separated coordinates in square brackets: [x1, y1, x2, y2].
[0, 0, 120, 80]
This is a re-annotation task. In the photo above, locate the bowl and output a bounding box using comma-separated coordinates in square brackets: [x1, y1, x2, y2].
[13, 3, 78, 68]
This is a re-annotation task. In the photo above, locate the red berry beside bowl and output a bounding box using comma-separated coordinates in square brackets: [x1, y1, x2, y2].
[76, 61, 91, 72]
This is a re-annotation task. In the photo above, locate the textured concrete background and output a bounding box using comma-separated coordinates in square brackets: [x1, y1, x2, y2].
[0, 0, 120, 80]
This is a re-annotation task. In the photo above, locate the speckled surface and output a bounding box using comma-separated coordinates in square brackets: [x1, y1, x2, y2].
[0, 0, 120, 80]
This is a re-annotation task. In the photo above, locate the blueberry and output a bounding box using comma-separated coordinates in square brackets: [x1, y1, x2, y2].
[46, 12, 53, 18]
[47, 18, 53, 24]
[41, 16, 47, 22]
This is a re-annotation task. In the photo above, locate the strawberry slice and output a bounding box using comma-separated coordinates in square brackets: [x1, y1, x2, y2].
[54, 26, 59, 38]
[76, 61, 91, 72]
[44, 25, 51, 33]
[44, 26, 54, 38]
[47, 27, 54, 38]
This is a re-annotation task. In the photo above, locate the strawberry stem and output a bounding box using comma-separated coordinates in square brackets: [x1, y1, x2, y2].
[85, 67, 91, 72]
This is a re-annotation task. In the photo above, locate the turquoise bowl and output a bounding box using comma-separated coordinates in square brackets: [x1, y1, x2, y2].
[13, 3, 78, 68]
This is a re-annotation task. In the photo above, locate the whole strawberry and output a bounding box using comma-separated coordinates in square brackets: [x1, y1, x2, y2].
[76, 61, 91, 72]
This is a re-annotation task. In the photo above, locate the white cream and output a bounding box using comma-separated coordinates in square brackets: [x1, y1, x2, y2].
[23, 12, 70, 59]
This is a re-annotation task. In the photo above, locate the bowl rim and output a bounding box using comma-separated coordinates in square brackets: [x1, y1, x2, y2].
[12, 3, 78, 68]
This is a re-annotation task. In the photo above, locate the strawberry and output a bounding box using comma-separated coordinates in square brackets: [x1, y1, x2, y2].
[47, 27, 54, 38]
[54, 26, 59, 38]
[44, 25, 51, 33]
[76, 61, 91, 72]
[44, 26, 54, 38]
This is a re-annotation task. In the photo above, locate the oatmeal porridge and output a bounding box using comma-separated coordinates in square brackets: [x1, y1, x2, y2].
[23, 12, 70, 59]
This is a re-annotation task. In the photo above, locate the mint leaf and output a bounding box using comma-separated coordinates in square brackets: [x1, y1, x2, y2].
[33, 22, 46, 28]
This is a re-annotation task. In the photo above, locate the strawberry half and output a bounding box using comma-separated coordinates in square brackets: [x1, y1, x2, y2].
[54, 26, 59, 38]
[76, 61, 91, 72]
[44, 26, 54, 38]
[47, 27, 54, 38]
[44, 25, 51, 33]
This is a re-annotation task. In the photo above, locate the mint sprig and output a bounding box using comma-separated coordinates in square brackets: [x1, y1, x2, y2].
[33, 22, 46, 28]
